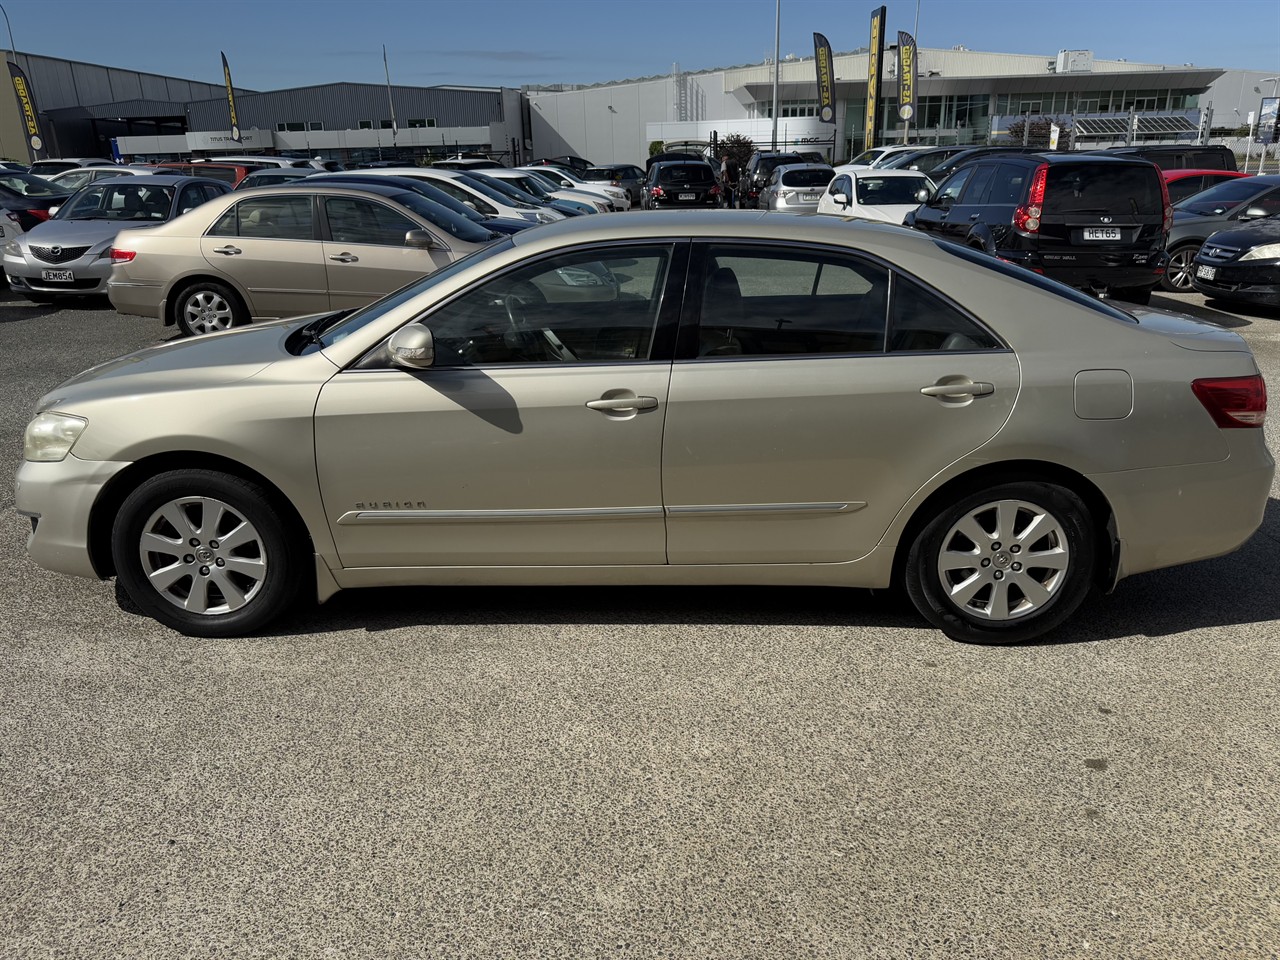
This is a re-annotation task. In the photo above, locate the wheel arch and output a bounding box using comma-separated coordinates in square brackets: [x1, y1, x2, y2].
[88, 451, 314, 580]
[890, 459, 1118, 593]
[164, 273, 252, 327]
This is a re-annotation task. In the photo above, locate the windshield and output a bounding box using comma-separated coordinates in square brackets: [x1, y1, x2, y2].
[849, 148, 889, 166]
[52, 169, 102, 191]
[781, 168, 835, 188]
[466, 172, 543, 207]
[389, 191, 497, 243]
[1175, 179, 1269, 216]
[59, 182, 174, 220]
[0, 173, 70, 198]
[854, 175, 931, 205]
[315, 238, 514, 348]
[453, 173, 536, 209]
[504, 175, 553, 199]
[552, 167, 584, 183]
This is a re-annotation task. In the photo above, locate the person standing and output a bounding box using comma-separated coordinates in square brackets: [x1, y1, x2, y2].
[719, 152, 738, 208]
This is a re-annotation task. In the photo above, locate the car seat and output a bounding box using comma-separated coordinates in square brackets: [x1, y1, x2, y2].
[699, 266, 745, 356]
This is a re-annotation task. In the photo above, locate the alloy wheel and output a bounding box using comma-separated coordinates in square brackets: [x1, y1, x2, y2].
[183, 290, 236, 334]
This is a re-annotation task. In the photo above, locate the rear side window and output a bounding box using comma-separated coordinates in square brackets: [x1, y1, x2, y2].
[209, 195, 315, 240]
[889, 275, 1001, 353]
[1044, 164, 1162, 215]
[987, 164, 1029, 205]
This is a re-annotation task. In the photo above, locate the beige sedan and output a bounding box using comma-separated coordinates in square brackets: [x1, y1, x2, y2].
[107, 181, 496, 336]
[17, 213, 1274, 644]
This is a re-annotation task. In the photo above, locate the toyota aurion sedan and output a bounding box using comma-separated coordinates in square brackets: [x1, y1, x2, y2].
[17, 213, 1273, 643]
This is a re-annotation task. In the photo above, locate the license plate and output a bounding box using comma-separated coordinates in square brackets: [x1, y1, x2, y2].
[678, 193, 696, 201]
[41, 269, 74, 282]
[1196, 264, 1216, 280]
[803, 194, 819, 202]
[1083, 227, 1121, 241]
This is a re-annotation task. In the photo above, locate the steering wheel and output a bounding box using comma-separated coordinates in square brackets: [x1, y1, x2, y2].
[502, 292, 577, 362]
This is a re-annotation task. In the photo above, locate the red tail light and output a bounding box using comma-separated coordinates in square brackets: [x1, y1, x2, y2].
[1013, 163, 1048, 234]
[27, 209, 52, 222]
[109, 248, 136, 263]
[1158, 175, 1173, 235]
[649, 186, 664, 198]
[709, 184, 722, 196]
[1191, 375, 1267, 428]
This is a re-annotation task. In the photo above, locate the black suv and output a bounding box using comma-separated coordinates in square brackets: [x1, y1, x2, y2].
[643, 161, 721, 209]
[737, 151, 803, 209]
[907, 153, 1171, 303]
[1096, 144, 1237, 172]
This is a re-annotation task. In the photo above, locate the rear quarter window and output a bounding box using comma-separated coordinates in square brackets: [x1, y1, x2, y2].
[1044, 164, 1162, 215]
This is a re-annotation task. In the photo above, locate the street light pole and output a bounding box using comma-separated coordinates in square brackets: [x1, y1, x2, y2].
[770, 0, 780, 151]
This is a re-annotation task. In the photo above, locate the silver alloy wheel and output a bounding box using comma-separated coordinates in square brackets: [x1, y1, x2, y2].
[182, 289, 236, 334]
[935, 498, 1070, 621]
[1167, 245, 1198, 290]
[138, 496, 267, 615]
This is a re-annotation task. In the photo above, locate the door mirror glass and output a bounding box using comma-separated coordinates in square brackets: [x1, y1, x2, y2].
[405, 229, 437, 249]
[388, 324, 435, 370]
[1238, 206, 1268, 221]
[915, 188, 932, 203]
[832, 192, 850, 207]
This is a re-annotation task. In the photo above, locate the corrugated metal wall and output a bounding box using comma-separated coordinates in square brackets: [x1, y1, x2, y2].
[15, 52, 228, 111]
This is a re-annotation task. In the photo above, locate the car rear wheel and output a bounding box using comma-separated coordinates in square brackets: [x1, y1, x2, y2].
[176, 280, 247, 336]
[112, 469, 304, 637]
[905, 482, 1095, 644]
[1160, 243, 1200, 292]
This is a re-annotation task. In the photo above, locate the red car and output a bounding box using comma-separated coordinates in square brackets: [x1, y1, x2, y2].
[1162, 168, 1251, 205]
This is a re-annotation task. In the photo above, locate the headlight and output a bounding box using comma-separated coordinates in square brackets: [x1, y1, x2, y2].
[1240, 243, 1280, 262]
[3, 239, 19, 257]
[536, 211, 557, 223]
[24, 412, 88, 462]
[594, 201, 610, 212]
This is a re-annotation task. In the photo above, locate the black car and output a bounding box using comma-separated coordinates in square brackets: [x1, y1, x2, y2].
[1098, 144, 1237, 172]
[1189, 214, 1280, 306]
[878, 146, 970, 174]
[643, 161, 721, 209]
[907, 153, 1170, 303]
[1162, 175, 1280, 291]
[737, 152, 803, 209]
[926, 146, 1055, 182]
[0, 172, 73, 231]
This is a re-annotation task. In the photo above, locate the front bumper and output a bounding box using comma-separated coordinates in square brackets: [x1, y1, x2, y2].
[6, 253, 111, 296]
[15, 455, 132, 580]
[1190, 259, 1280, 306]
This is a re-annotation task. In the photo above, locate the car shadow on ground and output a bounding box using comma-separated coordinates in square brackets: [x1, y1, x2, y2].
[183, 497, 1280, 648]
[0, 289, 112, 322]
[1150, 291, 1279, 328]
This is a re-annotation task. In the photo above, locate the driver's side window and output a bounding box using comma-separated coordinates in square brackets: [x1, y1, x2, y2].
[421, 245, 674, 367]
[934, 166, 973, 205]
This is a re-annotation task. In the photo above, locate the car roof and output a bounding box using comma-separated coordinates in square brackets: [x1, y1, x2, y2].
[259, 180, 412, 198]
[833, 165, 932, 177]
[774, 163, 834, 172]
[93, 175, 224, 187]
[1162, 168, 1251, 179]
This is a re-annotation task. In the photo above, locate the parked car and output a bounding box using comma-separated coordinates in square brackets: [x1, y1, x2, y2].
[469, 170, 596, 218]
[528, 155, 593, 173]
[843, 144, 925, 169]
[877, 146, 970, 174]
[1189, 213, 1280, 306]
[643, 161, 722, 209]
[0, 172, 73, 231]
[150, 162, 263, 187]
[0, 206, 26, 253]
[1099, 144, 1238, 172]
[1161, 168, 1252, 205]
[4, 176, 231, 303]
[760, 163, 835, 214]
[304, 171, 536, 235]
[817, 168, 934, 223]
[645, 151, 704, 172]
[27, 158, 115, 178]
[0, 160, 28, 173]
[582, 164, 647, 205]
[108, 181, 497, 336]
[907, 153, 1170, 303]
[516, 165, 629, 210]
[366, 167, 564, 224]
[927, 146, 1053, 182]
[481, 169, 605, 215]
[19, 213, 1272, 643]
[432, 157, 502, 170]
[235, 169, 317, 189]
[1163, 175, 1280, 291]
[194, 155, 340, 171]
[737, 152, 803, 209]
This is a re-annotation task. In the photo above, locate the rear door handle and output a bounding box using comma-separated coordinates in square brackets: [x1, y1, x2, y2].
[586, 396, 658, 411]
[329, 253, 359, 263]
[212, 245, 241, 256]
[920, 381, 994, 398]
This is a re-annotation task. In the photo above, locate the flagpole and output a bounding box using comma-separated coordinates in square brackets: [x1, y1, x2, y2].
[383, 45, 398, 154]
[770, 0, 780, 150]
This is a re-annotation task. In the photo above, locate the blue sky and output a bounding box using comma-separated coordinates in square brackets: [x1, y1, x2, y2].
[6, 0, 1278, 89]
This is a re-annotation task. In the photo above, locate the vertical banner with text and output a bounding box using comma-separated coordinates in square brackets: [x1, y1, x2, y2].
[897, 31, 917, 128]
[8, 62, 48, 162]
[221, 52, 241, 142]
[813, 33, 836, 124]
[864, 6, 887, 150]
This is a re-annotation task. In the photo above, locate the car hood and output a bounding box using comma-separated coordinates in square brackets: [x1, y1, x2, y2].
[1200, 217, 1280, 250]
[1125, 305, 1252, 352]
[36, 315, 333, 414]
[21, 217, 161, 250]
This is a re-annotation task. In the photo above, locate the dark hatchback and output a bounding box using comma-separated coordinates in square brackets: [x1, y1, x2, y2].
[1190, 214, 1280, 307]
[907, 153, 1170, 303]
[0, 172, 72, 231]
[1162, 175, 1280, 291]
[644, 161, 722, 209]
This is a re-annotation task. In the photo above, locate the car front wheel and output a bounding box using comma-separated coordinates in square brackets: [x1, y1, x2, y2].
[1160, 243, 1200, 292]
[905, 482, 1096, 644]
[112, 470, 305, 637]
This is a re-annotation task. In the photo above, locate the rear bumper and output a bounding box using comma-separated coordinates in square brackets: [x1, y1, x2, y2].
[1002, 249, 1169, 292]
[107, 279, 166, 320]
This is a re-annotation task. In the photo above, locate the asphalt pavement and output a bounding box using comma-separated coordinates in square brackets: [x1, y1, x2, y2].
[1, 287, 1278, 959]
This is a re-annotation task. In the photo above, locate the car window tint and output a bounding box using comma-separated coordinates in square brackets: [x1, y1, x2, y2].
[987, 164, 1028, 205]
[855, 175, 932, 206]
[889, 274, 1001, 352]
[1044, 165, 1162, 215]
[326, 197, 416, 245]
[781, 169, 834, 188]
[935, 166, 973, 204]
[178, 185, 206, 214]
[413, 176, 497, 216]
[697, 246, 887, 357]
[828, 175, 852, 196]
[1164, 176, 1205, 205]
[422, 245, 673, 366]
[213, 196, 314, 240]
[960, 164, 996, 204]
[1249, 189, 1280, 216]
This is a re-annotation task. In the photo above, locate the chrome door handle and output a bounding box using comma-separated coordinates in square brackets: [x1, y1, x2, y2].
[586, 396, 658, 411]
[329, 253, 359, 263]
[212, 245, 241, 255]
[969, 213, 981, 219]
[920, 381, 994, 398]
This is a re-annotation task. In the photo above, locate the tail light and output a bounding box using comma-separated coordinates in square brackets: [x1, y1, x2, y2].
[1013, 163, 1048, 234]
[26, 209, 52, 222]
[709, 184, 722, 196]
[109, 248, 136, 263]
[1158, 176, 1173, 235]
[1191, 375, 1267, 428]
[649, 186, 664, 198]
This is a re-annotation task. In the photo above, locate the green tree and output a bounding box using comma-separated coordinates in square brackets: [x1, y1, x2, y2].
[1003, 116, 1072, 150]
[719, 132, 755, 174]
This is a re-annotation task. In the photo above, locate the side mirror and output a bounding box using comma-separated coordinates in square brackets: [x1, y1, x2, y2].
[1237, 206, 1268, 221]
[915, 188, 932, 203]
[388, 324, 435, 370]
[464, 201, 477, 210]
[49, 205, 61, 217]
[832, 192, 850, 207]
[405, 229, 437, 249]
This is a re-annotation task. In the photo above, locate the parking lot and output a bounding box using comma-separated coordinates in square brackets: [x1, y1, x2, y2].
[2, 288, 1278, 957]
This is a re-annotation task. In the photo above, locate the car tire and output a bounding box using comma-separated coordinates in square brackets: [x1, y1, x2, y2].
[111, 469, 305, 638]
[175, 280, 248, 336]
[1160, 243, 1200, 292]
[904, 481, 1096, 645]
[1112, 285, 1153, 306]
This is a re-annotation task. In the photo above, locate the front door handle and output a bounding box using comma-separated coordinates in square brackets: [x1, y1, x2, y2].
[212, 245, 241, 256]
[969, 213, 981, 220]
[586, 396, 658, 411]
[329, 253, 359, 263]
[920, 381, 994, 398]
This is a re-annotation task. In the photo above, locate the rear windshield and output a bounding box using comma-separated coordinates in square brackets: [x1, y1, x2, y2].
[659, 164, 715, 185]
[0, 172, 71, 197]
[580, 169, 614, 181]
[855, 175, 931, 205]
[1043, 164, 1162, 216]
[781, 168, 834, 187]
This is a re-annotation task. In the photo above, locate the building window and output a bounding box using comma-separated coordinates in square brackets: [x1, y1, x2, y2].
[309, 121, 323, 131]
[380, 119, 395, 129]
[407, 118, 437, 128]
[358, 120, 374, 130]
[276, 121, 306, 132]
